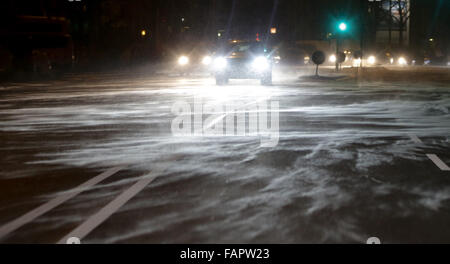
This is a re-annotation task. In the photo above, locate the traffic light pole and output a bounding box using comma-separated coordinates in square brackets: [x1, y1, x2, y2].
[336, 22, 346, 72]
[335, 37, 339, 71]
[360, 0, 365, 68]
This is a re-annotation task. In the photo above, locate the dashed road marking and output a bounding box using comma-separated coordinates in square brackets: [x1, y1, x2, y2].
[426, 154, 450, 171]
[57, 173, 158, 244]
[0, 165, 126, 240]
[408, 135, 449, 171]
[409, 134, 423, 144]
[57, 156, 180, 244]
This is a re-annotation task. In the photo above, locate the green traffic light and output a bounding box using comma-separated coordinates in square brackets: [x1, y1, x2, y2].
[338, 22, 347, 31]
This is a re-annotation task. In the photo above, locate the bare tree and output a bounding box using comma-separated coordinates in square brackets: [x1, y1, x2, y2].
[387, 0, 410, 46]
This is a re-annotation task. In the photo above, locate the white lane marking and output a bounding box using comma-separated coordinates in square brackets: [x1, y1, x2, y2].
[409, 134, 423, 144]
[426, 154, 450, 171]
[0, 166, 126, 239]
[57, 173, 157, 244]
[66, 237, 81, 244]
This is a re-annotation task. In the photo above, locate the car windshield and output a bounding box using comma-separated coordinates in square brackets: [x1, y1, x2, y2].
[223, 42, 267, 56]
[235, 43, 263, 52]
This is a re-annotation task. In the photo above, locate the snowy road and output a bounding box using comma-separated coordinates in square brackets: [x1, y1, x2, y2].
[0, 69, 449, 243]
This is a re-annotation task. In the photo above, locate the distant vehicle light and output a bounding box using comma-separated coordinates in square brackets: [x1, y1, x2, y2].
[368, 56, 376, 65]
[274, 55, 281, 64]
[214, 57, 227, 69]
[252, 56, 269, 71]
[178, 56, 189, 66]
[329, 55, 337, 63]
[202, 56, 212, 65]
[304, 56, 310, 63]
[398, 57, 407, 65]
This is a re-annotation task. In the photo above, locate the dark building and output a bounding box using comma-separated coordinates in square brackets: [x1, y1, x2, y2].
[410, 0, 450, 62]
[363, 0, 449, 61]
[1, 0, 449, 68]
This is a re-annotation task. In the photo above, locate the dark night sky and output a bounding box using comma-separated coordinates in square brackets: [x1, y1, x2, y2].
[1, 0, 449, 63]
[1, 0, 448, 39]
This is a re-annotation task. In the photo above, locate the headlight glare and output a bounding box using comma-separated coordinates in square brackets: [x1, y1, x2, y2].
[178, 56, 189, 66]
[252, 56, 269, 71]
[329, 55, 337, 63]
[202, 56, 212, 65]
[353, 58, 361, 67]
[214, 57, 227, 69]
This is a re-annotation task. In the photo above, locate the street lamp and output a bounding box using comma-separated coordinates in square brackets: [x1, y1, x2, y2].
[338, 22, 347, 32]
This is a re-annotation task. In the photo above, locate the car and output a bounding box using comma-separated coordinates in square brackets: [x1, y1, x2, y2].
[173, 43, 214, 75]
[213, 40, 273, 85]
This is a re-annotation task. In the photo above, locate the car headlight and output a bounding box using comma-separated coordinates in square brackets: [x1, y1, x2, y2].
[353, 58, 361, 67]
[178, 56, 189, 66]
[213, 57, 227, 69]
[252, 56, 269, 71]
[202, 56, 212, 65]
[368, 56, 376, 65]
[398, 57, 407, 65]
[329, 55, 337, 63]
